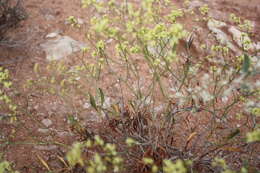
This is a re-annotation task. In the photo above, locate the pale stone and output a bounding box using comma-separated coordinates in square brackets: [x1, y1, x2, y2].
[207, 19, 227, 29]
[45, 31, 61, 38]
[40, 36, 86, 61]
[207, 19, 237, 52]
[41, 118, 53, 127]
[83, 102, 91, 109]
[77, 18, 84, 25]
[228, 26, 255, 50]
[37, 128, 50, 133]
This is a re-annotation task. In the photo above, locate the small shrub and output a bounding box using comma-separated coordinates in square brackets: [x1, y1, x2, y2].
[0, 0, 27, 40]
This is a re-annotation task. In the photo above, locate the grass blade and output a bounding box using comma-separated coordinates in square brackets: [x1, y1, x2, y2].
[242, 54, 250, 73]
[89, 93, 98, 111]
[99, 88, 105, 107]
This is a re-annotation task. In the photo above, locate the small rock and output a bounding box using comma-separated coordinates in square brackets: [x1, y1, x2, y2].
[207, 19, 227, 29]
[77, 18, 84, 25]
[221, 96, 229, 103]
[228, 26, 255, 50]
[34, 105, 39, 110]
[41, 119, 53, 127]
[45, 14, 55, 20]
[83, 102, 91, 109]
[207, 19, 237, 52]
[46, 31, 61, 38]
[37, 128, 50, 133]
[103, 97, 112, 109]
[106, 38, 113, 44]
[40, 36, 86, 61]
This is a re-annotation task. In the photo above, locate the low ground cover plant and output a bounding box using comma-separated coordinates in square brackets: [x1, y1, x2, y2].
[0, 0, 27, 41]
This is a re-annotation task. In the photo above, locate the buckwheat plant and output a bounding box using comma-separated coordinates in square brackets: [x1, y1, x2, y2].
[0, 67, 17, 122]
[25, 0, 259, 171]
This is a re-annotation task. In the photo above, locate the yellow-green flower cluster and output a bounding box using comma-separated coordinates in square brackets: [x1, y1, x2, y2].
[168, 9, 184, 22]
[67, 16, 80, 28]
[67, 136, 124, 173]
[143, 157, 158, 173]
[81, 0, 96, 8]
[66, 142, 84, 167]
[247, 129, 260, 142]
[0, 68, 16, 113]
[163, 160, 187, 173]
[199, 4, 209, 15]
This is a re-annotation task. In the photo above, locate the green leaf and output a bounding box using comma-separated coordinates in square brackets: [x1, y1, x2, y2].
[247, 129, 260, 142]
[89, 93, 98, 111]
[98, 88, 105, 107]
[67, 115, 77, 125]
[242, 54, 250, 73]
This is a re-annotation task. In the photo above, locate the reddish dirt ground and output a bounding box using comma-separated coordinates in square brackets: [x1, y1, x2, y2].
[0, 0, 259, 172]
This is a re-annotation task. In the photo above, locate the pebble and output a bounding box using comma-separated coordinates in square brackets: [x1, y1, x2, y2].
[41, 119, 53, 127]
[37, 128, 50, 133]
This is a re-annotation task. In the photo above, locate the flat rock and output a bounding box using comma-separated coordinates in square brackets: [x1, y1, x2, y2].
[41, 118, 53, 127]
[44, 14, 55, 20]
[228, 26, 255, 50]
[207, 19, 227, 30]
[77, 18, 84, 25]
[103, 97, 112, 109]
[45, 31, 61, 38]
[40, 36, 86, 61]
[207, 19, 237, 52]
[83, 102, 91, 109]
[37, 128, 50, 133]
